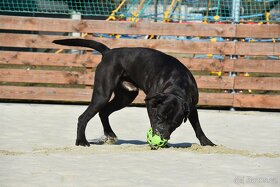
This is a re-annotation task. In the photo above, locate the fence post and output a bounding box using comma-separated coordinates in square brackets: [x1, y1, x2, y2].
[70, 11, 82, 54]
[230, 0, 241, 111]
[232, 0, 241, 23]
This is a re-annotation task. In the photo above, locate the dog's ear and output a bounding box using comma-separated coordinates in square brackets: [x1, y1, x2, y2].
[145, 93, 168, 108]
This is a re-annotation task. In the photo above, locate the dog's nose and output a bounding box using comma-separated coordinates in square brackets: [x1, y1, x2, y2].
[154, 127, 170, 140]
[161, 133, 170, 140]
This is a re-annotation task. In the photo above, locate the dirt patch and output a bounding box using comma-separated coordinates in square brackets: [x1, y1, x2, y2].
[0, 150, 25, 156]
[1, 144, 279, 158]
[172, 144, 280, 158]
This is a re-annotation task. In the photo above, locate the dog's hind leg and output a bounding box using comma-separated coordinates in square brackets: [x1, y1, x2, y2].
[75, 63, 122, 146]
[98, 84, 139, 144]
[188, 108, 216, 146]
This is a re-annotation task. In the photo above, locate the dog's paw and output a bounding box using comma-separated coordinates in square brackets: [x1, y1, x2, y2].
[75, 138, 90, 147]
[90, 135, 118, 145]
[105, 136, 118, 144]
[199, 136, 216, 146]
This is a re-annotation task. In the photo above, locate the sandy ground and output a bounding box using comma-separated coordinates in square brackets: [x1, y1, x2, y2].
[0, 103, 279, 187]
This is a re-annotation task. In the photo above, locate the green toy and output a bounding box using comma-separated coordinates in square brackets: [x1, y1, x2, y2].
[146, 128, 168, 149]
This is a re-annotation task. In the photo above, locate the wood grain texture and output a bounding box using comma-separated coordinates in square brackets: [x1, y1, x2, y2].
[0, 51, 101, 68]
[0, 86, 235, 107]
[233, 94, 280, 109]
[0, 16, 236, 37]
[4, 52, 279, 74]
[1, 33, 278, 55]
[0, 69, 93, 85]
[1, 16, 279, 38]
[234, 77, 280, 91]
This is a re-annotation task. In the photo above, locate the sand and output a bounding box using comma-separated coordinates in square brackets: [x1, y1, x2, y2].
[0, 103, 279, 187]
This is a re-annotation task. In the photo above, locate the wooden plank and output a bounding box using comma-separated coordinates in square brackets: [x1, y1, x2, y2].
[236, 24, 280, 38]
[0, 16, 236, 37]
[0, 86, 92, 102]
[195, 76, 234, 89]
[0, 68, 232, 90]
[133, 92, 234, 106]
[0, 69, 93, 85]
[198, 92, 234, 106]
[0, 34, 87, 50]
[94, 37, 236, 55]
[0, 86, 234, 107]
[0, 51, 101, 68]
[0, 33, 236, 55]
[2, 16, 279, 38]
[233, 94, 280, 109]
[1, 33, 278, 55]
[232, 59, 280, 74]
[235, 42, 280, 56]
[2, 85, 279, 109]
[234, 77, 280, 91]
[0, 51, 234, 72]
[1, 52, 279, 74]
[180, 58, 234, 72]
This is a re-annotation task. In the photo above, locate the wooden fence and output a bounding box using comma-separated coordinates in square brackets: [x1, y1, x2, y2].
[0, 16, 280, 109]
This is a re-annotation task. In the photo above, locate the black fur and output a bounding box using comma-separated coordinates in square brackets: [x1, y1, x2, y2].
[53, 39, 215, 147]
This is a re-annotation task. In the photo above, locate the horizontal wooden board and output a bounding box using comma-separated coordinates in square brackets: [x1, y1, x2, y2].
[136, 92, 234, 106]
[0, 51, 101, 68]
[3, 51, 279, 74]
[234, 77, 280, 91]
[232, 59, 280, 74]
[0, 86, 92, 102]
[198, 92, 234, 106]
[196, 76, 234, 90]
[233, 94, 280, 109]
[0, 69, 93, 85]
[236, 24, 280, 38]
[3, 69, 280, 91]
[0, 68, 233, 90]
[0, 86, 234, 106]
[1, 86, 279, 109]
[0, 16, 236, 37]
[2, 33, 278, 55]
[93, 37, 235, 55]
[180, 58, 234, 72]
[0, 51, 234, 72]
[0, 33, 236, 55]
[236, 42, 280, 56]
[1, 16, 279, 38]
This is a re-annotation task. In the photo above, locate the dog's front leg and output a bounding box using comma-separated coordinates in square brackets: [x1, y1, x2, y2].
[188, 108, 216, 146]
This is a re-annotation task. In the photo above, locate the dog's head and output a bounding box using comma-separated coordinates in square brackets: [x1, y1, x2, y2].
[145, 93, 191, 140]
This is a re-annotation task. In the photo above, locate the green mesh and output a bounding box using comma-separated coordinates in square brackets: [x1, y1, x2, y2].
[0, 0, 279, 23]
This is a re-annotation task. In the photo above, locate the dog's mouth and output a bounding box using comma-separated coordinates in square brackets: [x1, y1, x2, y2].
[153, 126, 171, 140]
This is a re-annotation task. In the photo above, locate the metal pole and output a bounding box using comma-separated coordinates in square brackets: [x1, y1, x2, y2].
[232, 0, 241, 23]
[70, 11, 82, 54]
[154, 0, 158, 22]
[230, 0, 241, 111]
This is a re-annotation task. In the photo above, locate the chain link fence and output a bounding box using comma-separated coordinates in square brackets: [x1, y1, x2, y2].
[0, 0, 279, 23]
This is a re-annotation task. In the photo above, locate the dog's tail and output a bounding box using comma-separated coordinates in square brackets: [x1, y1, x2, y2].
[53, 39, 110, 55]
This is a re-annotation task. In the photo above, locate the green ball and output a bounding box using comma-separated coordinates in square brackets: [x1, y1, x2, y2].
[146, 128, 168, 149]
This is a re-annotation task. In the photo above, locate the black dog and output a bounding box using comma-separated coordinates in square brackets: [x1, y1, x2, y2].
[53, 39, 215, 147]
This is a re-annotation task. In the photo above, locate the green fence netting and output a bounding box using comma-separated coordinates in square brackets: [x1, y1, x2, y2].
[0, 0, 279, 23]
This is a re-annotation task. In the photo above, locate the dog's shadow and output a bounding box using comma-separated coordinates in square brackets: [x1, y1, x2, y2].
[89, 138, 194, 148]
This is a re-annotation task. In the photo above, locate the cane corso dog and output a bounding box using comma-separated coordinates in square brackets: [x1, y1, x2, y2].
[53, 39, 215, 147]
